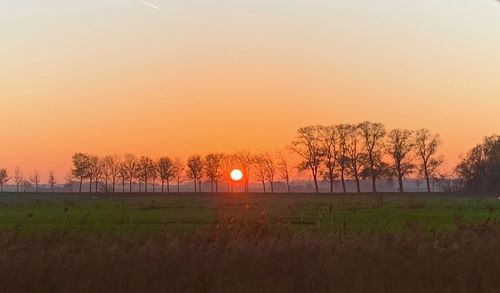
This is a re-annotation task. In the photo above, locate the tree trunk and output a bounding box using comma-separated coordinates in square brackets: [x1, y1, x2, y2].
[79, 178, 83, 193]
[372, 175, 377, 193]
[129, 179, 133, 193]
[95, 180, 98, 193]
[355, 173, 361, 193]
[261, 181, 266, 193]
[198, 181, 202, 193]
[329, 176, 334, 193]
[161, 180, 165, 193]
[194, 179, 197, 192]
[340, 169, 346, 193]
[167, 180, 170, 193]
[215, 181, 218, 193]
[89, 179, 92, 193]
[312, 173, 319, 193]
[270, 181, 274, 193]
[398, 175, 404, 193]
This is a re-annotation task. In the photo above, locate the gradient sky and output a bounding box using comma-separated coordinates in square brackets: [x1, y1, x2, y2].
[1, 0, 500, 179]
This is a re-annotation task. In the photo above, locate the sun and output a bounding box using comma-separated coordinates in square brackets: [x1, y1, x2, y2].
[230, 169, 244, 182]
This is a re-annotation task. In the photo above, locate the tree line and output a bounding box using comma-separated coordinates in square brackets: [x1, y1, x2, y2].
[0, 121, 497, 194]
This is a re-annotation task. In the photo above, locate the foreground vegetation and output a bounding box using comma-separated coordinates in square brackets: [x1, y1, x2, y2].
[1, 193, 500, 292]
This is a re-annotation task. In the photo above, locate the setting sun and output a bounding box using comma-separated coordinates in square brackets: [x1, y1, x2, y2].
[230, 169, 244, 182]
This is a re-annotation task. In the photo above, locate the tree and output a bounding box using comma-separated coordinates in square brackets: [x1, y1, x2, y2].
[118, 162, 129, 192]
[103, 154, 121, 192]
[14, 167, 23, 192]
[158, 157, 175, 193]
[221, 154, 236, 192]
[137, 156, 156, 193]
[415, 129, 443, 193]
[346, 124, 364, 193]
[122, 154, 139, 192]
[48, 170, 56, 192]
[72, 153, 90, 193]
[335, 124, 350, 193]
[87, 155, 102, 193]
[321, 125, 337, 193]
[254, 153, 268, 193]
[22, 179, 32, 192]
[65, 171, 73, 192]
[386, 129, 415, 192]
[291, 126, 324, 193]
[30, 169, 41, 192]
[264, 153, 277, 193]
[173, 158, 186, 192]
[205, 153, 224, 193]
[456, 134, 500, 195]
[359, 121, 386, 192]
[0, 169, 9, 192]
[277, 153, 292, 193]
[234, 151, 253, 192]
[187, 155, 203, 192]
[151, 162, 159, 193]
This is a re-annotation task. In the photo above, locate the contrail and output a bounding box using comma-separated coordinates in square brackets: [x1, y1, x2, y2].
[136, 0, 161, 10]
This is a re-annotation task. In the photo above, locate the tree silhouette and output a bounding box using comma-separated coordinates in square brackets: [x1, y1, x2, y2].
[277, 152, 292, 193]
[14, 167, 23, 193]
[346, 124, 364, 193]
[122, 154, 139, 192]
[291, 126, 324, 193]
[0, 169, 9, 192]
[30, 169, 41, 192]
[386, 129, 415, 193]
[173, 158, 186, 193]
[72, 153, 90, 193]
[415, 129, 443, 192]
[158, 157, 175, 193]
[187, 155, 203, 192]
[359, 121, 386, 192]
[48, 170, 56, 192]
[335, 124, 350, 193]
[205, 153, 224, 193]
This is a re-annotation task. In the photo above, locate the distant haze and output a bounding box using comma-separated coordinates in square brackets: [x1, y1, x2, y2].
[1, 0, 500, 178]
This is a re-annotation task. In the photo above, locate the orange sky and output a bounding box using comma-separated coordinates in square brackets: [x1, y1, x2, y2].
[1, 0, 500, 180]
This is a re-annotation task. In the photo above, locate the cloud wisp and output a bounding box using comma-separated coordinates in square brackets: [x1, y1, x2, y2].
[136, 0, 161, 10]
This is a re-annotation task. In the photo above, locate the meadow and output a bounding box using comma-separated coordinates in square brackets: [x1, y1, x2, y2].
[1, 192, 500, 292]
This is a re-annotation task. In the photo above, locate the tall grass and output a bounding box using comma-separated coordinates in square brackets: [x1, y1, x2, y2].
[1, 215, 500, 292]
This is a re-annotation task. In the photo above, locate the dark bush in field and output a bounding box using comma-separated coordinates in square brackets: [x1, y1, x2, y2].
[1, 218, 500, 293]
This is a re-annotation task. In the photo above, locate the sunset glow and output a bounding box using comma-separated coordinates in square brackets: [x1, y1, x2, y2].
[1, 0, 500, 180]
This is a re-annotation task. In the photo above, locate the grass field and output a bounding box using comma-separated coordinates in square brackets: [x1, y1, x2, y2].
[0, 192, 499, 234]
[1, 192, 500, 292]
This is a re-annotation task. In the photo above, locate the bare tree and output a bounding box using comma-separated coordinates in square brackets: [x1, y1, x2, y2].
[151, 162, 159, 193]
[415, 129, 443, 193]
[173, 158, 186, 192]
[0, 169, 9, 192]
[48, 170, 56, 192]
[103, 154, 121, 192]
[137, 156, 156, 193]
[345, 124, 364, 193]
[335, 124, 350, 193]
[387, 129, 415, 192]
[277, 153, 292, 193]
[158, 157, 175, 193]
[205, 153, 224, 193]
[359, 121, 386, 193]
[72, 153, 90, 193]
[118, 162, 129, 192]
[291, 126, 324, 193]
[122, 154, 139, 192]
[22, 179, 32, 192]
[264, 153, 277, 193]
[14, 167, 23, 192]
[187, 155, 203, 192]
[234, 151, 253, 193]
[65, 171, 73, 192]
[87, 155, 102, 193]
[30, 169, 41, 192]
[321, 125, 337, 193]
[254, 153, 268, 193]
[221, 154, 236, 192]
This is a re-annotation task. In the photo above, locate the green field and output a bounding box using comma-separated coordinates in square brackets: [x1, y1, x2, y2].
[1, 192, 498, 234]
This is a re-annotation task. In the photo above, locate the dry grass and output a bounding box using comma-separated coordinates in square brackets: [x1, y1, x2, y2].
[1, 213, 500, 293]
